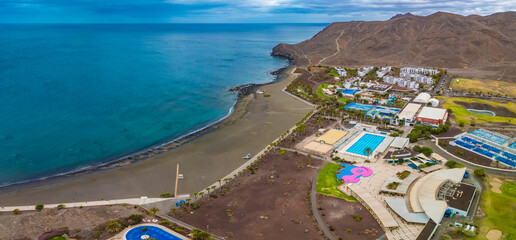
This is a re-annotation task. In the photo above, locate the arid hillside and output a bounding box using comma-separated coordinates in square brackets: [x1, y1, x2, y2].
[272, 11, 516, 82]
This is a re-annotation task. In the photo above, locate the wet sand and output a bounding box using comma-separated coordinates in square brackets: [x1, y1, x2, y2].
[0, 68, 314, 205]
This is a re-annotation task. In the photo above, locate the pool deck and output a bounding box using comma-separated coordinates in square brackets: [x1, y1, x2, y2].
[110, 223, 190, 240]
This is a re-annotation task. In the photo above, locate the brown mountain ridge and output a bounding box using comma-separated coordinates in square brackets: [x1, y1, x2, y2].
[272, 11, 516, 82]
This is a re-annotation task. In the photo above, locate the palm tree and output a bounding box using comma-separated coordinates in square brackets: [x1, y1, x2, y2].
[205, 187, 211, 194]
[149, 207, 160, 216]
[217, 179, 222, 187]
[223, 178, 232, 184]
[191, 229, 212, 240]
[364, 147, 372, 156]
[192, 192, 198, 199]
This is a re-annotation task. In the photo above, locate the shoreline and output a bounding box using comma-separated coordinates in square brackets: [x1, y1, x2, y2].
[0, 66, 291, 192]
[0, 66, 313, 205]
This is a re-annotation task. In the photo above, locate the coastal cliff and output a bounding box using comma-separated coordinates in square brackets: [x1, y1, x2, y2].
[272, 11, 516, 82]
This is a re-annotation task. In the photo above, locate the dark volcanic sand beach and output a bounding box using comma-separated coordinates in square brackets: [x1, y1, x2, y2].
[0, 68, 314, 205]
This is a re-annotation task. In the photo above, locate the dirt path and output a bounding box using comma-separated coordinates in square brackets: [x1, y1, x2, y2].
[317, 30, 344, 65]
[490, 178, 503, 193]
[310, 163, 336, 240]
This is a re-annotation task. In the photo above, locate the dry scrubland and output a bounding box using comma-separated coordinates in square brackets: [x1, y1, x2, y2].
[451, 78, 516, 98]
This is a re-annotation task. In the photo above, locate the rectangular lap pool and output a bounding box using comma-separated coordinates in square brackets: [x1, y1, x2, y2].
[346, 133, 386, 156]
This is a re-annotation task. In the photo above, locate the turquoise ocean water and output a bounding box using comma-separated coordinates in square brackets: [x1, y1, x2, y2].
[0, 24, 325, 186]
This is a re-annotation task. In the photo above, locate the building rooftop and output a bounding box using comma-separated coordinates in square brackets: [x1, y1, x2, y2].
[391, 137, 409, 149]
[445, 183, 476, 212]
[399, 103, 422, 120]
[414, 92, 431, 103]
[385, 197, 429, 224]
[417, 106, 447, 120]
[420, 164, 443, 173]
[416, 219, 438, 240]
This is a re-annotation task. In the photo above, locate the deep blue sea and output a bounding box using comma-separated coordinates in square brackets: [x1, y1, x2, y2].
[0, 24, 325, 186]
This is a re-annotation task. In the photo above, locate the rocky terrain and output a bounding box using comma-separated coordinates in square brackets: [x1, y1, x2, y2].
[272, 11, 516, 82]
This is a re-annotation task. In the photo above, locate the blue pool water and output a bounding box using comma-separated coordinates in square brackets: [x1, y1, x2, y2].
[338, 89, 360, 95]
[346, 133, 386, 156]
[509, 142, 516, 150]
[345, 102, 374, 112]
[470, 129, 507, 145]
[345, 102, 400, 114]
[0, 24, 326, 186]
[125, 226, 182, 240]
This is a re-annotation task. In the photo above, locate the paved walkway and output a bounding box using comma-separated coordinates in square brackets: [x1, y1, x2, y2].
[310, 163, 337, 240]
[277, 147, 330, 162]
[0, 195, 189, 212]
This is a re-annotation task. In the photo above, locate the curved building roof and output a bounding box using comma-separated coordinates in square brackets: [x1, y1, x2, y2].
[414, 92, 431, 103]
[410, 168, 466, 222]
[429, 98, 440, 107]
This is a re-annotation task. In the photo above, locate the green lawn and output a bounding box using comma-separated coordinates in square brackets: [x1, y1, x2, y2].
[316, 83, 331, 100]
[47, 237, 66, 240]
[439, 97, 516, 125]
[474, 178, 516, 239]
[329, 70, 340, 78]
[316, 162, 357, 201]
[316, 84, 352, 103]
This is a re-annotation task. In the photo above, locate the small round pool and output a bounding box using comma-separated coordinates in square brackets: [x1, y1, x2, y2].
[467, 108, 496, 116]
[125, 226, 183, 240]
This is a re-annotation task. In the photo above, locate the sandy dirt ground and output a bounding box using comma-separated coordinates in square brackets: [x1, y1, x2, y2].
[317, 194, 384, 239]
[490, 178, 503, 194]
[173, 151, 324, 240]
[485, 229, 502, 240]
[0, 69, 314, 205]
[0, 205, 143, 239]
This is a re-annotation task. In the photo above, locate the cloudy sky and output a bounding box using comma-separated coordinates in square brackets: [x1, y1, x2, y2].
[1, 0, 515, 23]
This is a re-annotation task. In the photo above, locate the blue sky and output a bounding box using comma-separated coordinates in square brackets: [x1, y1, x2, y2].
[1, 0, 515, 23]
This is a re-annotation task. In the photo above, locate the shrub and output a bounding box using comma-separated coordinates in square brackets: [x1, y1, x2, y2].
[35, 204, 44, 211]
[352, 214, 362, 222]
[160, 220, 171, 225]
[105, 221, 123, 233]
[129, 214, 143, 224]
[13, 209, 20, 215]
[474, 168, 485, 177]
[412, 145, 433, 157]
[398, 171, 411, 179]
[446, 160, 464, 169]
[56, 204, 65, 210]
[160, 192, 172, 198]
[346, 229, 352, 233]
[386, 182, 401, 190]
[93, 229, 103, 238]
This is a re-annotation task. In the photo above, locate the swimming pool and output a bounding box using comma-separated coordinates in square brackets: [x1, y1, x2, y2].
[345, 102, 374, 112]
[345, 102, 400, 114]
[338, 89, 361, 95]
[125, 226, 183, 240]
[346, 133, 386, 156]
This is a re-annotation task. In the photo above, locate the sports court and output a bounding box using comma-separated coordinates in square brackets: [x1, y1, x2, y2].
[314, 128, 348, 145]
[303, 141, 335, 154]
